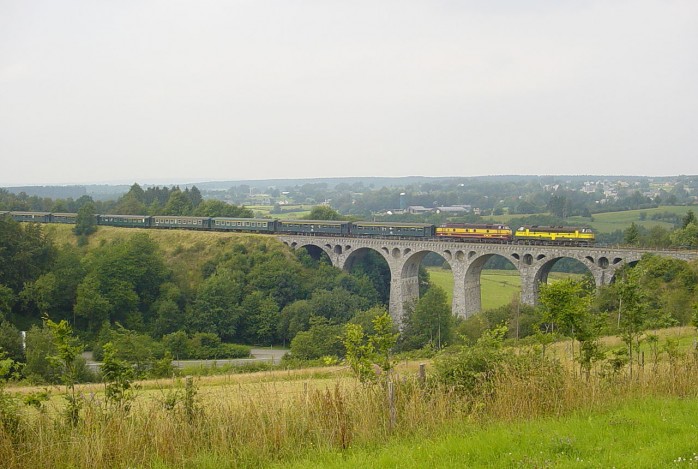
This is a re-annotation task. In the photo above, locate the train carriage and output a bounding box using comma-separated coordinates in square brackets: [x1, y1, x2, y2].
[9, 211, 52, 223]
[97, 214, 152, 228]
[211, 217, 277, 232]
[4, 209, 596, 246]
[276, 219, 351, 236]
[436, 223, 512, 241]
[514, 225, 595, 245]
[52, 212, 78, 224]
[350, 221, 435, 238]
[151, 216, 211, 230]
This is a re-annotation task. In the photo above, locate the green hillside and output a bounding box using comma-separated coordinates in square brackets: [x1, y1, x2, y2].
[569, 206, 693, 233]
[484, 205, 694, 234]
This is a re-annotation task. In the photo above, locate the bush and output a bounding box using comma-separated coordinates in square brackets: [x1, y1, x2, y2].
[219, 343, 251, 359]
[289, 317, 344, 360]
[188, 332, 223, 359]
[432, 325, 507, 395]
[166, 332, 251, 360]
[23, 325, 60, 384]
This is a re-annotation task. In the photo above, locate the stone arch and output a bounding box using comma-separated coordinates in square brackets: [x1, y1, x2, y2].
[401, 249, 454, 279]
[462, 252, 520, 316]
[527, 255, 596, 304]
[400, 249, 454, 313]
[343, 246, 389, 272]
[342, 246, 393, 309]
[534, 255, 594, 285]
[297, 242, 333, 263]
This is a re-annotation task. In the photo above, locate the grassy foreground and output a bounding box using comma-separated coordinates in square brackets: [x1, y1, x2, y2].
[3, 346, 697, 469]
[279, 396, 698, 468]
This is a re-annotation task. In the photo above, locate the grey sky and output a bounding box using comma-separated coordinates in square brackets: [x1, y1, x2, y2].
[1, 0, 697, 186]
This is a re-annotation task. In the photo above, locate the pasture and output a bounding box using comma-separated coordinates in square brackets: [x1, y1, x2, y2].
[483, 205, 694, 233]
[246, 204, 313, 219]
[568, 205, 693, 233]
[427, 267, 578, 311]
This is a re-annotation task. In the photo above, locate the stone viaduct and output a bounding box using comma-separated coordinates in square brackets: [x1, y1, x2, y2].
[278, 235, 698, 323]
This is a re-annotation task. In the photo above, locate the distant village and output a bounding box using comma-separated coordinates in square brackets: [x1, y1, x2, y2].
[226, 177, 698, 216]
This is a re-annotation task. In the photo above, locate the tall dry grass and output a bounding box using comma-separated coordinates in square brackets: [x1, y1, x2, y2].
[1, 348, 697, 468]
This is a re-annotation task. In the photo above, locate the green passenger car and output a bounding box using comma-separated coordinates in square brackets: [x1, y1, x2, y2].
[211, 218, 277, 232]
[151, 216, 211, 230]
[276, 219, 351, 235]
[97, 214, 152, 228]
[9, 211, 52, 223]
[350, 221, 435, 237]
[52, 213, 78, 224]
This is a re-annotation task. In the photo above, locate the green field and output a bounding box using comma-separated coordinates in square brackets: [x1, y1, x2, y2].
[427, 267, 582, 311]
[246, 204, 313, 219]
[483, 205, 694, 234]
[569, 206, 693, 233]
[280, 396, 698, 469]
[427, 267, 521, 310]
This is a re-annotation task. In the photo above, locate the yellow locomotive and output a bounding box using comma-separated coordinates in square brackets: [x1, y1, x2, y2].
[514, 225, 595, 245]
[436, 223, 512, 241]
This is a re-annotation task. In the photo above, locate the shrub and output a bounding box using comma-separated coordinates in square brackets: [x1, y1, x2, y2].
[432, 325, 507, 395]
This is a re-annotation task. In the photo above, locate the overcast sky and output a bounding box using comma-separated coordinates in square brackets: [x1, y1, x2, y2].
[1, 0, 697, 186]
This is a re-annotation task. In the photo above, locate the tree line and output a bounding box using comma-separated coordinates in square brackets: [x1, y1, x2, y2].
[0, 183, 252, 218]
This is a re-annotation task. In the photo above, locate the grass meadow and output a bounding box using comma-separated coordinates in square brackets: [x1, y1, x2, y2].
[427, 267, 576, 311]
[427, 267, 520, 310]
[483, 205, 694, 233]
[3, 327, 698, 468]
[568, 205, 694, 233]
[278, 396, 698, 468]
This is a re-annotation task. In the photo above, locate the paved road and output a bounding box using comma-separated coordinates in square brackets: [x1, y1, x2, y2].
[250, 348, 288, 362]
[172, 348, 288, 369]
[84, 348, 289, 370]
